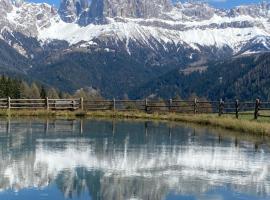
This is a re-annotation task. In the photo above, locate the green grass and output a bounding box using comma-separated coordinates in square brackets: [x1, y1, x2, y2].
[0, 109, 269, 135]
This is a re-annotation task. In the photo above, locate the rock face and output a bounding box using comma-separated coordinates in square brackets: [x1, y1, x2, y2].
[0, 0, 12, 12]
[79, 0, 172, 24]
[0, 0, 57, 60]
[59, 0, 89, 22]
[175, 2, 217, 20]
[229, 2, 270, 17]
[102, 0, 172, 18]
[0, 0, 56, 37]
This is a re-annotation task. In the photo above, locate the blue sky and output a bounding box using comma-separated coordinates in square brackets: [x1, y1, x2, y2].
[30, 0, 265, 9]
[199, 0, 266, 9]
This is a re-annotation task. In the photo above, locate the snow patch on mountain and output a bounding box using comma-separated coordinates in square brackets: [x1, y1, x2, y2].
[1, 0, 270, 60]
[37, 13, 270, 53]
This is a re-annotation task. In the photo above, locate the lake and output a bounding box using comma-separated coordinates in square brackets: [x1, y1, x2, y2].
[0, 118, 269, 200]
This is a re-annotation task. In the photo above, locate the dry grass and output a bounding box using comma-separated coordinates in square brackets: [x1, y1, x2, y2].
[0, 109, 83, 118]
[85, 111, 270, 135]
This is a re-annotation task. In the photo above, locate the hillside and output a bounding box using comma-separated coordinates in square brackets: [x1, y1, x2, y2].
[131, 53, 270, 101]
[0, 0, 270, 98]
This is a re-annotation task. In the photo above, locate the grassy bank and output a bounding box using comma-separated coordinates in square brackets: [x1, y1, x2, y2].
[0, 109, 269, 135]
[0, 109, 81, 118]
[84, 111, 270, 135]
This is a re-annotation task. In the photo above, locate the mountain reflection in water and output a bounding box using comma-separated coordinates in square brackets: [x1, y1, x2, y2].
[0, 119, 269, 200]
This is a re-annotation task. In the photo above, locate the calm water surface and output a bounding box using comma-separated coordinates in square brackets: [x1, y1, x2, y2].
[0, 119, 269, 200]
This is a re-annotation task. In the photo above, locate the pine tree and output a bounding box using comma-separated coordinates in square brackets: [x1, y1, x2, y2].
[62, 92, 72, 99]
[0, 76, 4, 97]
[47, 88, 59, 99]
[58, 90, 65, 99]
[30, 83, 41, 99]
[40, 86, 47, 99]
[20, 81, 31, 99]
[73, 88, 103, 100]
[6, 77, 19, 98]
[1, 75, 8, 97]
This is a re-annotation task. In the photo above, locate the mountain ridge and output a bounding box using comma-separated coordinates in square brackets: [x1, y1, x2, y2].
[0, 0, 269, 98]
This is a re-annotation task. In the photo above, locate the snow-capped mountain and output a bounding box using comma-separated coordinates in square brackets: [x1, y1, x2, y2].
[0, 0, 270, 97]
[1, 0, 270, 60]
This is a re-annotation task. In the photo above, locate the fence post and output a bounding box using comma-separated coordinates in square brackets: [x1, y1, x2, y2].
[219, 99, 224, 116]
[113, 98, 116, 112]
[145, 98, 148, 112]
[72, 100, 76, 110]
[169, 99, 172, 112]
[80, 97, 84, 110]
[46, 97, 49, 110]
[7, 97, 10, 110]
[235, 99, 239, 119]
[194, 98, 197, 114]
[254, 98, 260, 120]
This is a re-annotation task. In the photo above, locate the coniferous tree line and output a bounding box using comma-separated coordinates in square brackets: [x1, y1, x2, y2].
[0, 75, 104, 100]
[0, 75, 68, 99]
[0, 75, 69, 99]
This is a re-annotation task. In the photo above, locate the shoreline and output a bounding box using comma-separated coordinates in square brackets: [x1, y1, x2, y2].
[0, 109, 269, 135]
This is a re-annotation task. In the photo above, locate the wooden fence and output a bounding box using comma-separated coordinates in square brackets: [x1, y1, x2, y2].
[0, 97, 82, 110]
[0, 97, 269, 120]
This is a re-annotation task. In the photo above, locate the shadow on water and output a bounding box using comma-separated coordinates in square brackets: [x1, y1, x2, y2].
[0, 118, 269, 200]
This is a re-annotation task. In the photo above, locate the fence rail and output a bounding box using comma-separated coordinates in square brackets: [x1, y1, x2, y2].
[1, 98, 82, 110]
[0, 97, 269, 120]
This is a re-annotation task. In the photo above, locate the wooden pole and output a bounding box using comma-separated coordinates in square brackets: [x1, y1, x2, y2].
[169, 99, 172, 112]
[254, 98, 260, 120]
[219, 99, 224, 116]
[72, 100, 76, 110]
[235, 99, 239, 119]
[7, 97, 10, 110]
[46, 97, 49, 110]
[113, 98, 116, 112]
[194, 98, 197, 114]
[145, 98, 148, 112]
[80, 97, 84, 110]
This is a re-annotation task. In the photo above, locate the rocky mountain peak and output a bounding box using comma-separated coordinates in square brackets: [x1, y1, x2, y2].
[174, 1, 217, 20]
[0, 0, 57, 40]
[80, 0, 172, 25]
[59, 0, 89, 22]
[228, 2, 270, 17]
[0, 0, 12, 12]
[13, 0, 24, 7]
